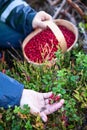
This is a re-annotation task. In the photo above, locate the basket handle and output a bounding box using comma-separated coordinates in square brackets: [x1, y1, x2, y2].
[44, 21, 67, 53]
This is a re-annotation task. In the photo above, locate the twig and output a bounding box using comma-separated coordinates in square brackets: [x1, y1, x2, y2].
[7, 42, 23, 60]
[76, 0, 87, 10]
[7, 50, 18, 60]
[60, 10, 77, 25]
[53, 0, 66, 19]
[67, 0, 85, 18]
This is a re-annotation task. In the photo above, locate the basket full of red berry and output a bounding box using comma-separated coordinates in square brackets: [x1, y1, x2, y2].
[22, 19, 78, 65]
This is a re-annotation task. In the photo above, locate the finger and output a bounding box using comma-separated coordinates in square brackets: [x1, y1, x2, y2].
[32, 18, 47, 29]
[42, 12, 52, 21]
[44, 99, 64, 115]
[38, 21, 47, 29]
[44, 99, 49, 105]
[40, 112, 48, 122]
[43, 92, 53, 99]
[42, 14, 52, 21]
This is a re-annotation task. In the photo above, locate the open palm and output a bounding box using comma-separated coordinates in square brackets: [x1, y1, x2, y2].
[20, 89, 64, 122]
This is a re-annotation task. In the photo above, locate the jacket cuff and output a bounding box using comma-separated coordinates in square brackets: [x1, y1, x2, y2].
[0, 72, 24, 108]
[26, 11, 37, 35]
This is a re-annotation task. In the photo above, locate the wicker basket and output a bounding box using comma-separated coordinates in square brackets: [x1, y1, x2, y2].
[22, 19, 78, 65]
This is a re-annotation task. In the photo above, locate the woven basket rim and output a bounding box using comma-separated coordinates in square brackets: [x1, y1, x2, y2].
[54, 19, 78, 52]
[22, 19, 78, 65]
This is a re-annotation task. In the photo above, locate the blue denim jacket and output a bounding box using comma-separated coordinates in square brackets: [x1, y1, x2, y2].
[0, 1, 36, 108]
[0, 0, 36, 35]
[0, 72, 24, 108]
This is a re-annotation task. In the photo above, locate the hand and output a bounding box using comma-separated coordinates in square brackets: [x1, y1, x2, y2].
[32, 11, 52, 29]
[20, 89, 64, 122]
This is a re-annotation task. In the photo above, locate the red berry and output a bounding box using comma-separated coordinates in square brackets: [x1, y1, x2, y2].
[2, 69, 6, 74]
[54, 95, 60, 101]
[26, 76, 30, 81]
[24, 25, 75, 64]
[49, 93, 55, 99]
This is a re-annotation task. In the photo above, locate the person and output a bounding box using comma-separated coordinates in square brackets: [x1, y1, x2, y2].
[0, 0, 64, 122]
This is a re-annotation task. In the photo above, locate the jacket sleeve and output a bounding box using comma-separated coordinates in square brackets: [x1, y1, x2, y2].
[0, 0, 9, 7]
[0, 0, 37, 35]
[0, 72, 24, 109]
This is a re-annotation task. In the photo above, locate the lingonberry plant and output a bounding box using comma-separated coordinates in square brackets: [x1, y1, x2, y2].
[0, 29, 87, 130]
[0, 45, 86, 130]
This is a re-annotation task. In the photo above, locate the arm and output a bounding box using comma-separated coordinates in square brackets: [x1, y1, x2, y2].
[0, 72, 64, 122]
[0, 0, 36, 35]
[0, 0, 52, 36]
[0, 0, 9, 7]
[0, 72, 24, 108]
